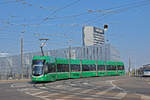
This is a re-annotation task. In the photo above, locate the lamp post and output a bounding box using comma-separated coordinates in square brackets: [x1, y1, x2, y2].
[20, 31, 25, 79]
[104, 24, 108, 77]
[104, 24, 108, 44]
[68, 39, 72, 78]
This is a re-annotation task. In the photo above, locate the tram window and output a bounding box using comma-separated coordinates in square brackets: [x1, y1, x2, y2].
[57, 64, 61, 72]
[57, 64, 69, 72]
[106, 65, 110, 70]
[106, 65, 116, 70]
[71, 64, 80, 72]
[122, 66, 125, 70]
[98, 65, 105, 71]
[112, 65, 116, 70]
[118, 65, 124, 70]
[47, 63, 56, 73]
[82, 65, 89, 71]
[89, 65, 96, 71]
[82, 65, 96, 71]
[107, 65, 113, 70]
[89, 65, 92, 71]
[32, 60, 45, 65]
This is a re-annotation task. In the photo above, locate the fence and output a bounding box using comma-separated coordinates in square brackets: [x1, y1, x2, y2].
[0, 44, 120, 80]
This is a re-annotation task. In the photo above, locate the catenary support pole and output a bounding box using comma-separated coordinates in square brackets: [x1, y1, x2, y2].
[21, 38, 24, 79]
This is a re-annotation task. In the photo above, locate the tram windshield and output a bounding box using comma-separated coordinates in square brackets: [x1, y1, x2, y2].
[32, 65, 43, 76]
[32, 60, 45, 76]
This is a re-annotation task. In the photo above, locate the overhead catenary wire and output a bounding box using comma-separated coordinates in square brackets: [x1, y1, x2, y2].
[0, 0, 150, 47]
[55, 0, 150, 23]
[39, 0, 81, 24]
[1, 0, 149, 27]
[101, 0, 150, 12]
[1, 0, 149, 28]
[103, 0, 150, 13]
[0, 0, 26, 5]
[0, 0, 82, 34]
[84, 0, 150, 24]
[33, 32, 81, 45]
[36, 0, 150, 22]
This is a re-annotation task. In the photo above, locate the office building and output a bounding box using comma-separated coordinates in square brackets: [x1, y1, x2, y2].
[83, 26, 105, 46]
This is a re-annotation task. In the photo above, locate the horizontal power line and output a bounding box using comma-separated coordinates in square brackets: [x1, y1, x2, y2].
[85, 0, 150, 24]
[39, 0, 81, 24]
[0, 0, 25, 5]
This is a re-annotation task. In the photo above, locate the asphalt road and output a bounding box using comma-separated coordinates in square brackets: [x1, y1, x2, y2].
[1, 76, 150, 100]
[0, 83, 43, 100]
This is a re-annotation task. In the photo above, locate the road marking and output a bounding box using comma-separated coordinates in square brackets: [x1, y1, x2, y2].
[19, 88, 39, 92]
[96, 87, 115, 95]
[69, 87, 81, 91]
[55, 85, 64, 88]
[82, 97, 95, 100]
[83, 82, 89, 85]
[11, 83, 31, 88]
[95, 80, 127, 100]
[39, 87, 47, 89]
[39, 93, 67, 100]
[39, 96, 51, 100]
[10, 84, 14, 87]
[70, 84, 76, 86]
[25, 92, 31, 95]
[80, 89, 92, 93]
[31, 91, 48, 96]
[141, 94, 150, 100]
[19, 88, 31, 91]
[36, 94, 56, 100]
[114, 92, 127, 99]
[39, 93, 60, 98]
[13, 78, 131, 100]
[61, 95, 74, 99]
[111, 80, 128, 99]
[96, 80, 116, 95]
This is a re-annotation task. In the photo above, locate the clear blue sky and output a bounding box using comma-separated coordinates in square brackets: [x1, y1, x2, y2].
[0, 0, 150, 69]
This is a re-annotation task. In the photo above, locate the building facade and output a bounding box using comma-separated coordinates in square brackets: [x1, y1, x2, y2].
[83, 26, 105, 46]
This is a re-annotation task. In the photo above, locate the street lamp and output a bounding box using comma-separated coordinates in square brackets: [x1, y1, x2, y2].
[104, 24, 108, 31]
[103, 24, 108, 77]
[103, 24, 108, 61]
[104, 24, 108, 43]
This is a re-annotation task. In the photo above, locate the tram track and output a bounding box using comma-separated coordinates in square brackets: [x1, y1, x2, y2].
[33, 85, 121, 100]
[15, 78, 127, 100]
[11, 76, 150, 100]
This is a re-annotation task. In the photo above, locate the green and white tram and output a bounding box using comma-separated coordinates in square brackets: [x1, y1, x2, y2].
[31, 56, 125, 82]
